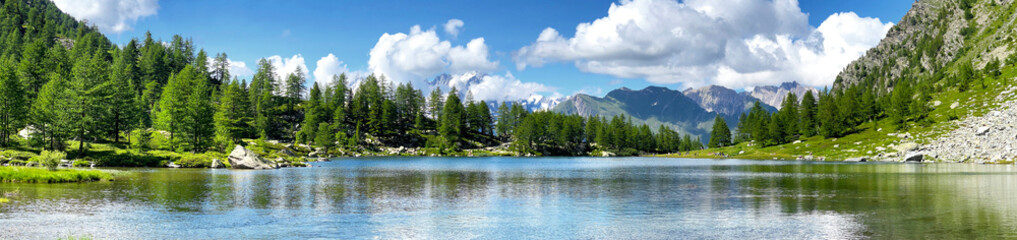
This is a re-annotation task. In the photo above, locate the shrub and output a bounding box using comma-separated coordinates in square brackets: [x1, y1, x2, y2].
[175, 154, 212, 168]
[31, 150, 65, 171]
[131, 129, 152, 150]
[93, 152, 162, 167]
[1, 150, 37, 160]
[8, 160, 25, 166]
[72, 160, 90, 167]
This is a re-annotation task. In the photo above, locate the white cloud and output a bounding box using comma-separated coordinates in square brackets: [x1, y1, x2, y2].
[513, 0, 891, 89]
[313, 53, 350, 85]
[228, 59, 254, 78]
[265, 54, 308, 91]
[444, 19, 465, 37]
[466, 72, 557, 102]
[52, 0, 158, 34]
[368, 25, 499, 87]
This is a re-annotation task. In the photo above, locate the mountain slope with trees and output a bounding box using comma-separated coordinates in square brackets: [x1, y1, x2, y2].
[673, 0, 1017, 163]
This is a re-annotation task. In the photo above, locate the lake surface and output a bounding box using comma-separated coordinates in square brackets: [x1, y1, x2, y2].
[3, 157, 1017, 239]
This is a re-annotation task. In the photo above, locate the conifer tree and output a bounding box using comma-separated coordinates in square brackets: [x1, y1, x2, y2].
[0, 57, 26, 146]
[799, 91, 818, 137]
[708, 115, 731, 148]
[31, 73, 71, 150]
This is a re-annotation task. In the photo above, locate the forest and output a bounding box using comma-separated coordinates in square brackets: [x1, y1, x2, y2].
[0, 0, 703, 167]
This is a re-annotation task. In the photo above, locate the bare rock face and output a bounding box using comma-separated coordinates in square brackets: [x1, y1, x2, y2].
[210, 158, 223, 168]
[228, 145, 276, 170]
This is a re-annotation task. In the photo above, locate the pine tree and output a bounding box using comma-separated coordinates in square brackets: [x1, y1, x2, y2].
[818, 91, 842, 138]
[777, 92, 799, 143]
[708, 115, 731, 148]
[331, 74, 349, 132]
[889, 80, 913, 130]
[315, 122, 335, 154]
[185, 67, 215, 152]
[68, 52, 108, 156]
[299, 82, 324, 143]
[31, 73, 72, 150]
[0, 57, 27, 146]
[799, 91, 818, 137]
[106, 50, 140, 143]
[213, 80, 250, 151]
[440, 88, 464, 147]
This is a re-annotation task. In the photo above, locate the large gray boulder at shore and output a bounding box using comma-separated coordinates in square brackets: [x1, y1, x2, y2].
[228, 145, 276, 169]
[904, 152, 924, 162]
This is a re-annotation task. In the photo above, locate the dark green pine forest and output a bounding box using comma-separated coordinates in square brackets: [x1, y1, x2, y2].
[0, 0, 704, 167]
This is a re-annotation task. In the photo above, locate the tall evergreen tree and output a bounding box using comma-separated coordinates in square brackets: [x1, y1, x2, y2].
[68, 52, 109, 156]
[0, 57, 27, 146]
[440, 87, 464, 147]
[31, 73, 72, 150]
[708, 115, 731, 148]
[799, 91, 818, 137]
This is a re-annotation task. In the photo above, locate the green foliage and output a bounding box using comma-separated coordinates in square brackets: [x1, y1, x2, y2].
[31, 150, 65, 171]
[71, 160, 89, 167]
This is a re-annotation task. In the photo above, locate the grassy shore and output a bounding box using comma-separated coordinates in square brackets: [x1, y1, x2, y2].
[0, 167, 113, 183]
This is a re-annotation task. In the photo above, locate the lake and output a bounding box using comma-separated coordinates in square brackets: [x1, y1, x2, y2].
[2, 157, 1017, 239]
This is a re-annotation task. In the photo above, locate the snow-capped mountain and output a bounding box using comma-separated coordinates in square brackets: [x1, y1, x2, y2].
[519, 94, 562, 111]
[427, 72, 562, 111]
[742, 82, 818, 110]
[427, 72, 487, 93]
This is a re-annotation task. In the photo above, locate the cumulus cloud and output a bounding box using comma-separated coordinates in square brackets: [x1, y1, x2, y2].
[52, 0, 158, 33]
[313, 53, 350, 85]
[444, 19, 465, 37]
[265, 54, 308, 90]
[368, 25, 499, 87]
[513, 0, 892, 89]
[228, 59, 254, 78]
[467, 72, 558, 103]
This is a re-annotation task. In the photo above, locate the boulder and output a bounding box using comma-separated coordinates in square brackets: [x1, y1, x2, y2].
[976, 126, 990, 136]
[845, 157, 867, 162]
[228, 145, 277, 170]
[904, 152, 924, 162]
[210, 158, 223, 168]
[167, 162, 181, 168]
[18, 126, 36, 139]
[278, 148, 297, 157]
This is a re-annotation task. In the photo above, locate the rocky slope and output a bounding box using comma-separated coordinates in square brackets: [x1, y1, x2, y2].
[743, 82, 818, 110]
[683, 85, 761, 116]
[834, 0, 1016, 91]
[916, 87, 1017, 163]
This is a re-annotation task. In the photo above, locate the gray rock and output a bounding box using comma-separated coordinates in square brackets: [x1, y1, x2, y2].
[904, 152, 924, 162]
[167, 162, 181, 168]
[228, 145, 277, 170]
[976, 126, 990, 136]
[845, 157, 867, 162]
[278, 148, 297, 157]
[210, 158, 223, 168]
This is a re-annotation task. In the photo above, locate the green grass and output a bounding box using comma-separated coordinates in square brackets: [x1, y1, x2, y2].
[0, 167, 113, 183]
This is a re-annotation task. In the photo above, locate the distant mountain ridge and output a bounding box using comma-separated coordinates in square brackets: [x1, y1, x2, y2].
[426, 72, 563, 111]
[742, 82, 819, 110]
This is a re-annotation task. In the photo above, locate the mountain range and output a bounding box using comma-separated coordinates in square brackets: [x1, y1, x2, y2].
[425, 71, 817, 142]
[551, 82, 814, 142]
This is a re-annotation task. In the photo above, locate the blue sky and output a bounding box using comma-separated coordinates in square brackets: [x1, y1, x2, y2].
[55, 0, 912, 101]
